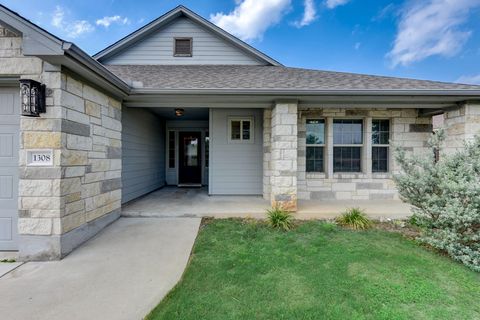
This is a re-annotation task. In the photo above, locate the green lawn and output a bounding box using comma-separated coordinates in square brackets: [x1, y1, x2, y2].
[147, 220, 480, 320]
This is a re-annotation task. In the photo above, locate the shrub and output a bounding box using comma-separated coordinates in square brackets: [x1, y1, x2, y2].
[266, 207, 293, 231]
[336, 208, 372, 230]
[393, 130, 480, 272]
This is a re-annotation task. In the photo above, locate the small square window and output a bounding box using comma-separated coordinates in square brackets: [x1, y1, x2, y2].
[229, 117, 254, 143]
[174, 38, 192, 57]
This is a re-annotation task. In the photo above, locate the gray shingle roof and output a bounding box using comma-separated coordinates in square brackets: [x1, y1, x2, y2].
[105, 65, 480, 92]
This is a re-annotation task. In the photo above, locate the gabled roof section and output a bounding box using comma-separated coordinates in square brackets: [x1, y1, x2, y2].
[93, 5, 282, 66]
[0, 4, 129, 98]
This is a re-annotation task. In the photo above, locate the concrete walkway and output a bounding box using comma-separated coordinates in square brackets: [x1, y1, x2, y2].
[0, 217, 201, 320]
[123, 187, 412, 220]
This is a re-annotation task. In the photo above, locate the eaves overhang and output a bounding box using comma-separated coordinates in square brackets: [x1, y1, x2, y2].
[124, 89, 480, 109]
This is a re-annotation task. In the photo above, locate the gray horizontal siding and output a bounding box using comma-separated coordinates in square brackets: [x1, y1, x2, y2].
[209, 108, 263, 195]
[122, 107, 165, 203]
[103, 17, 265, 65]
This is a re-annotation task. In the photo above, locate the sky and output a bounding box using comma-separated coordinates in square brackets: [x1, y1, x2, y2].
[2, 0, 480, 84]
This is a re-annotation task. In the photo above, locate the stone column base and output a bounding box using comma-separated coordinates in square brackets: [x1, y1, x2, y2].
[271, 194, 297, 212]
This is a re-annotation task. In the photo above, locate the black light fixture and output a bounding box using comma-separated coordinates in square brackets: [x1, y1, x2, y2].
[175, 108, 185, 117]
[20, 79, 46, 117]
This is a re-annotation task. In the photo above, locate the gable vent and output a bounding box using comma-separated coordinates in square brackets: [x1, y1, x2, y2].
[174, 38, 192, 57]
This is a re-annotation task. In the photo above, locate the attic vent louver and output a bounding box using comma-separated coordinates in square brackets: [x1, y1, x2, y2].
[174, 38, 192, 57]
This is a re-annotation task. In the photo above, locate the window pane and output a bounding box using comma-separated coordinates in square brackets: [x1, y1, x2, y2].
[205, 130, 209, 168]
[333, 119, 363, 145]
[372, 146, 388, 172]
[306, 119, 325, 145]
[231, 120, 241, 140]
[333, 147, 362, 172]
[242, 120, 250, 140]
[306, 146, 324, 172]
[168, 131, 175, 168]
[372, 120, 390, 145]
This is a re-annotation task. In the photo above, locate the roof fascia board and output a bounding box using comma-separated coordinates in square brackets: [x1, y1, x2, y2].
[130, 88, 480, 97]
[93, 6, 281, 66]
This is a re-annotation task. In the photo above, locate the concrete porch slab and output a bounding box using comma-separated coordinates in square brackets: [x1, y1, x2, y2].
[122, 187, 412, 220]
[0, 217, 201, 320]
[0, 261, 22, 278]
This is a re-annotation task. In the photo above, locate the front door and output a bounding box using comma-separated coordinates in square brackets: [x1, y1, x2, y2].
[179, 132, 202, 185]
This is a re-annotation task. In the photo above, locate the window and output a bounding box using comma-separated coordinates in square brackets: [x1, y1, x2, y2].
[228, 117, 254, 143]
[372, 119, 390, 172]
[306, 119, 325, 172]
[174, 38, 192, 56]
[333, 119, 363, 172]
[168, 131, 175, 168]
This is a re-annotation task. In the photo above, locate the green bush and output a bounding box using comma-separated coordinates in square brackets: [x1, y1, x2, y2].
[335, 208, 372, 230]
[266, 207, 293, 231]
[393, 130, 480, 272]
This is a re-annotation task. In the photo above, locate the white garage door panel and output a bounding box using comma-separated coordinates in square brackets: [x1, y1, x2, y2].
[0, 87, 19, 250]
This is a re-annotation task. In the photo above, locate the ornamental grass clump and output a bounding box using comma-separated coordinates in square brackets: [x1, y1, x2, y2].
[266, 207, 293, 231]
[393, 129, 480, 272]
[336, 207, 372, 230]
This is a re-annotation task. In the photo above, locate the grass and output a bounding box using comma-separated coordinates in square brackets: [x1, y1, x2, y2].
[336, 207, 372, 230]
[146, 219, 480, 320]
[266, 207, 293, 231]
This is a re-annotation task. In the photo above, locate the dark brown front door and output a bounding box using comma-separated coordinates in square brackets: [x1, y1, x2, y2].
[179, 132, 202, 185]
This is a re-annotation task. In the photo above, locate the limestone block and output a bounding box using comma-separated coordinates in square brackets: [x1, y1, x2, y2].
[66, 75, 83, 97]
[84, 85, 108, 106]
[21, 118, 61, 131]
[61, 178, 82, 195]
[82, 182, 101, 199]
[0, 57, 42, 74]
[66, 109, 90, 125]
[84, 172, 105, 184]
[18, 218, 52, 235]
[85, 100, 101, 118]
[64, 166, 85, 178]
[62, 91, 85, 113]
[23, 132, 62, 148]
[61, 150, 88, 166]
[21, 196, 65, 210]
[61, 211, 86, 233]
[19, 180, 53, 197]
[67, 134, 92, 151]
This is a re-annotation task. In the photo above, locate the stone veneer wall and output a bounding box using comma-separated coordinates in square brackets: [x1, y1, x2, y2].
[297, 108, 432, 201]
[262, 108, 272, 200]
[443, 103, 480, 154]
[269, 103, 298, 210]
[1, 34, 122, 260]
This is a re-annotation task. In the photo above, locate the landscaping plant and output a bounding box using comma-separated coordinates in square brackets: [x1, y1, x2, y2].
[266, 206, 293, 231]
[336, 207, 372, 230]
[393, 129, 480, 272]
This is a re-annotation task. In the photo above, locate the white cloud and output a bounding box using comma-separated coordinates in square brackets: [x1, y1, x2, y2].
[456, 74, 480, 85]
[50, 6, 94, 38]
[325, 0, 350, 9]
[96, 15, 130, 28]
[354, 42, 361, 50]
[210, 0, 291, 41]
[294, 0, 317, 28]
[388, 0, 480, 67]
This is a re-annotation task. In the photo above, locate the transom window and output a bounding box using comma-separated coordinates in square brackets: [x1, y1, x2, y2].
[333, 119, 363, 172]
[306, 119, 325, 172]
[174, 38, 192, 57]
[372, 119, 390, 172]
[229, 117, 254, 143]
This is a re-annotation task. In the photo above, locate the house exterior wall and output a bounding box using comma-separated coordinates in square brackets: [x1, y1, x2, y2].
[1, 35, 123, 260]
[296, 108, 432, 201]
[122, 107, 165, 203]
[102, 17, 265, 66]
[209, 108, 263, 195]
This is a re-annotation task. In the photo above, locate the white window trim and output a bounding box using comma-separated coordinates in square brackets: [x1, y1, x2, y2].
[228, 116, 254, 144]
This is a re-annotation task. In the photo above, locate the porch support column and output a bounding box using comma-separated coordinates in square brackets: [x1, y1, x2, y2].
[443, 102, 480, 154]
[270, 101, 298, 211]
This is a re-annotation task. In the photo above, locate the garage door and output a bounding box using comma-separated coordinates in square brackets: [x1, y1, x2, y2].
[0, 87, 19, 250]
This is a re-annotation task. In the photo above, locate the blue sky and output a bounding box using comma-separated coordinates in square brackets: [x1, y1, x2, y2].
[3, 0, 480, 84]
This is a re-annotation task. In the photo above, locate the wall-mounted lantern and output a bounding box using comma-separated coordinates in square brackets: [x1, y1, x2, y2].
[19, 79, 46, 117]
[175, 108, 185, 117]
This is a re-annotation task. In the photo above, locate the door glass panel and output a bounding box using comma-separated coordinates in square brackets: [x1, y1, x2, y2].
[184, 137, 198, 167]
